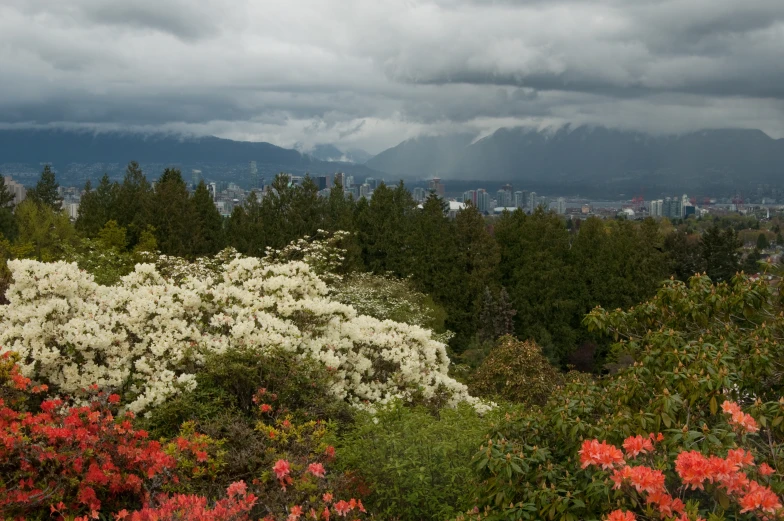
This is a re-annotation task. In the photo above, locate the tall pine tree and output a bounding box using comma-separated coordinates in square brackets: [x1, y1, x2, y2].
[27, 165, 62, 211]
[190, 181, 225, 255]
[151, 168, 193, 256]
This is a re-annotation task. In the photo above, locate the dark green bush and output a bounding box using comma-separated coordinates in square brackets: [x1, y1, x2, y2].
[468, 335, 564, 405]
[332, 402, 503, 521]
[142, 347, 353, 439]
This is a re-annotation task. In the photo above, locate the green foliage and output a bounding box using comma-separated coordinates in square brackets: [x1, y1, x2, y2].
[334, 402, 501, 521]
[152, 167, 193, 256]
[26, 164, 62, 211]
[663, 229, 705, 281]
[190, 180, 225, 255]
[700, 223, 741, 282]
[14, 199, 77, 261]
[142, 348, 352, 440]
[469, 336, 563, 405]
[97, 219, 127, 250]
[470, 272, 784, 520]
[757, 231, 770, 250]
[477, 286, 516, 343]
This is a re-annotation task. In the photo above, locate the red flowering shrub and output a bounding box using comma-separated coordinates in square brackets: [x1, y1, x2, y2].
[118, 481, 257, 521]
[0, 353, 212, 519]
[582, 425, 782, 520]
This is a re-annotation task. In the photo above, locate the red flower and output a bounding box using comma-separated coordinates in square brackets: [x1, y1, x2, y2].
[605, 510, 635, 521]
[579, 439, 625, 470]
[308, 462, 326, 478]
[622, 435, 654, 458]
[107, 394, 120, 404]
[273, 459, 291, 480]
[759, 463, 775, 477]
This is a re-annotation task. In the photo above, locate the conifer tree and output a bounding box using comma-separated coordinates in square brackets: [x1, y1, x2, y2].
[27, 165, 62, 211]
[115, 162, 152, 246]
[0, 175, 17, 240]
[700, 224, 741, 282]
[150, 168, 193, 256]
[190, 181, 224, 255]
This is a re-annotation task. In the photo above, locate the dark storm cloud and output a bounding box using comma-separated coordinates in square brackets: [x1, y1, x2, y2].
[0, 0, 783, 152]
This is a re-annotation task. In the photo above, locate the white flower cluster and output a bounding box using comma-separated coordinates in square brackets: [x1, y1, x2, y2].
[0, 255, 490, 415]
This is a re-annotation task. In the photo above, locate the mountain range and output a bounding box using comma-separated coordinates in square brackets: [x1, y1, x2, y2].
[0, 129, 380, 185]
[367, 126, 784, 195]
[2, 126, 782, 195]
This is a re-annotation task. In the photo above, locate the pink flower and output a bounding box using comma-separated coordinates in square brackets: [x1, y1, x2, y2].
[308, 462, 326, 478]
[273, 459, 291, 480]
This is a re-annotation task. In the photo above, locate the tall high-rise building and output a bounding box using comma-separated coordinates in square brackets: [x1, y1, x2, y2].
[248, 161, 259, 190]
[191, 169, 202, 189]
[496, 188, 513, 208]
[477, 189, 491, 213]
[463, 190, 477, 205]
[345, 175, 355, 188]
[429, 178, 445, 197]
[316, 176, 329, 191]
[359, 183, 371, 199]
[662, 197, 683, 219]
[528, 191, 538, 211]
[334, 172, 345, 188]
[513, 191, 525, 208]
[649, 200, 663, 217]
[556, 197, 567, 215]
[3, 176, 26, 205]
[413, 187, 427, 202]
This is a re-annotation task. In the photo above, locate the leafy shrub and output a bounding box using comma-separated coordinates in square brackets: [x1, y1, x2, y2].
[119, 481, 257, 521]
[333, 402, 502, 521]
[142, 348, 353, 440]
[468, 335, 564, 405]
[466, 273, 784, 520]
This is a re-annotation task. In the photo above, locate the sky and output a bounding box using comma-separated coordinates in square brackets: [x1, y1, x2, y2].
[1, 0, 784, 154]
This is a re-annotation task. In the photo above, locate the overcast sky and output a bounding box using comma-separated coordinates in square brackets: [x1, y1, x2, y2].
[1, 0, 783, 153]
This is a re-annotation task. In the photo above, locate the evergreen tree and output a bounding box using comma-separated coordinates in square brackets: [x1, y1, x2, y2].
[743, 248, 762, 274]
[115, 162, 152, 246]
[14, 199, 76, 261]
[324, 181, 362, 269]
[700, 224, 741, 282]
[453, 202, 501, 349]
[0, 175, 17, 240]
[757, 232, 770, 250]
[190, 181, 225, 255]
[477, 287, 517, 343]
[495, 208, 579, 362]
[150, 168, 193, 256]
[75, 180, 104, 238]
[27, 165, 62, 211]
[408, 194, 463, 344]
[359, 182, 416, 274]
[663, 230, 706, 281]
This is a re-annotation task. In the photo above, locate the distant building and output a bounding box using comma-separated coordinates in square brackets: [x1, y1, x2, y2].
[334, 172, 345, 188]
[248, 161, 259, 190]
[556, 197, 567, 215]
[66, 202, 80, 220]
[359, 183, 371, 199]
[463, 190, 477, 205]
[649, 200, 664, 217]
[528, 191, 538, 211]
[316, 175, 329, 191]
[663, 197, 683, 219]
[3, 176, 26, 206]
[513, 191, 526, 208]
[477, 189, 491, 213]
[581, 204, 591, 215]
[496, 188, 513, 208]
[429, 178, 445, 198]
[413, 187, 427, 202]
[345, 176, 355, 188]
[191, 169, 202, 189]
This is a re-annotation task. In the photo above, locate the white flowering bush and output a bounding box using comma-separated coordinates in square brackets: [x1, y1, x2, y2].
[0, 253, 488, 415]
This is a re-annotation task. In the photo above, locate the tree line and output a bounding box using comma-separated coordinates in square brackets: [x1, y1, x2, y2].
[0, 163, 755, 365]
